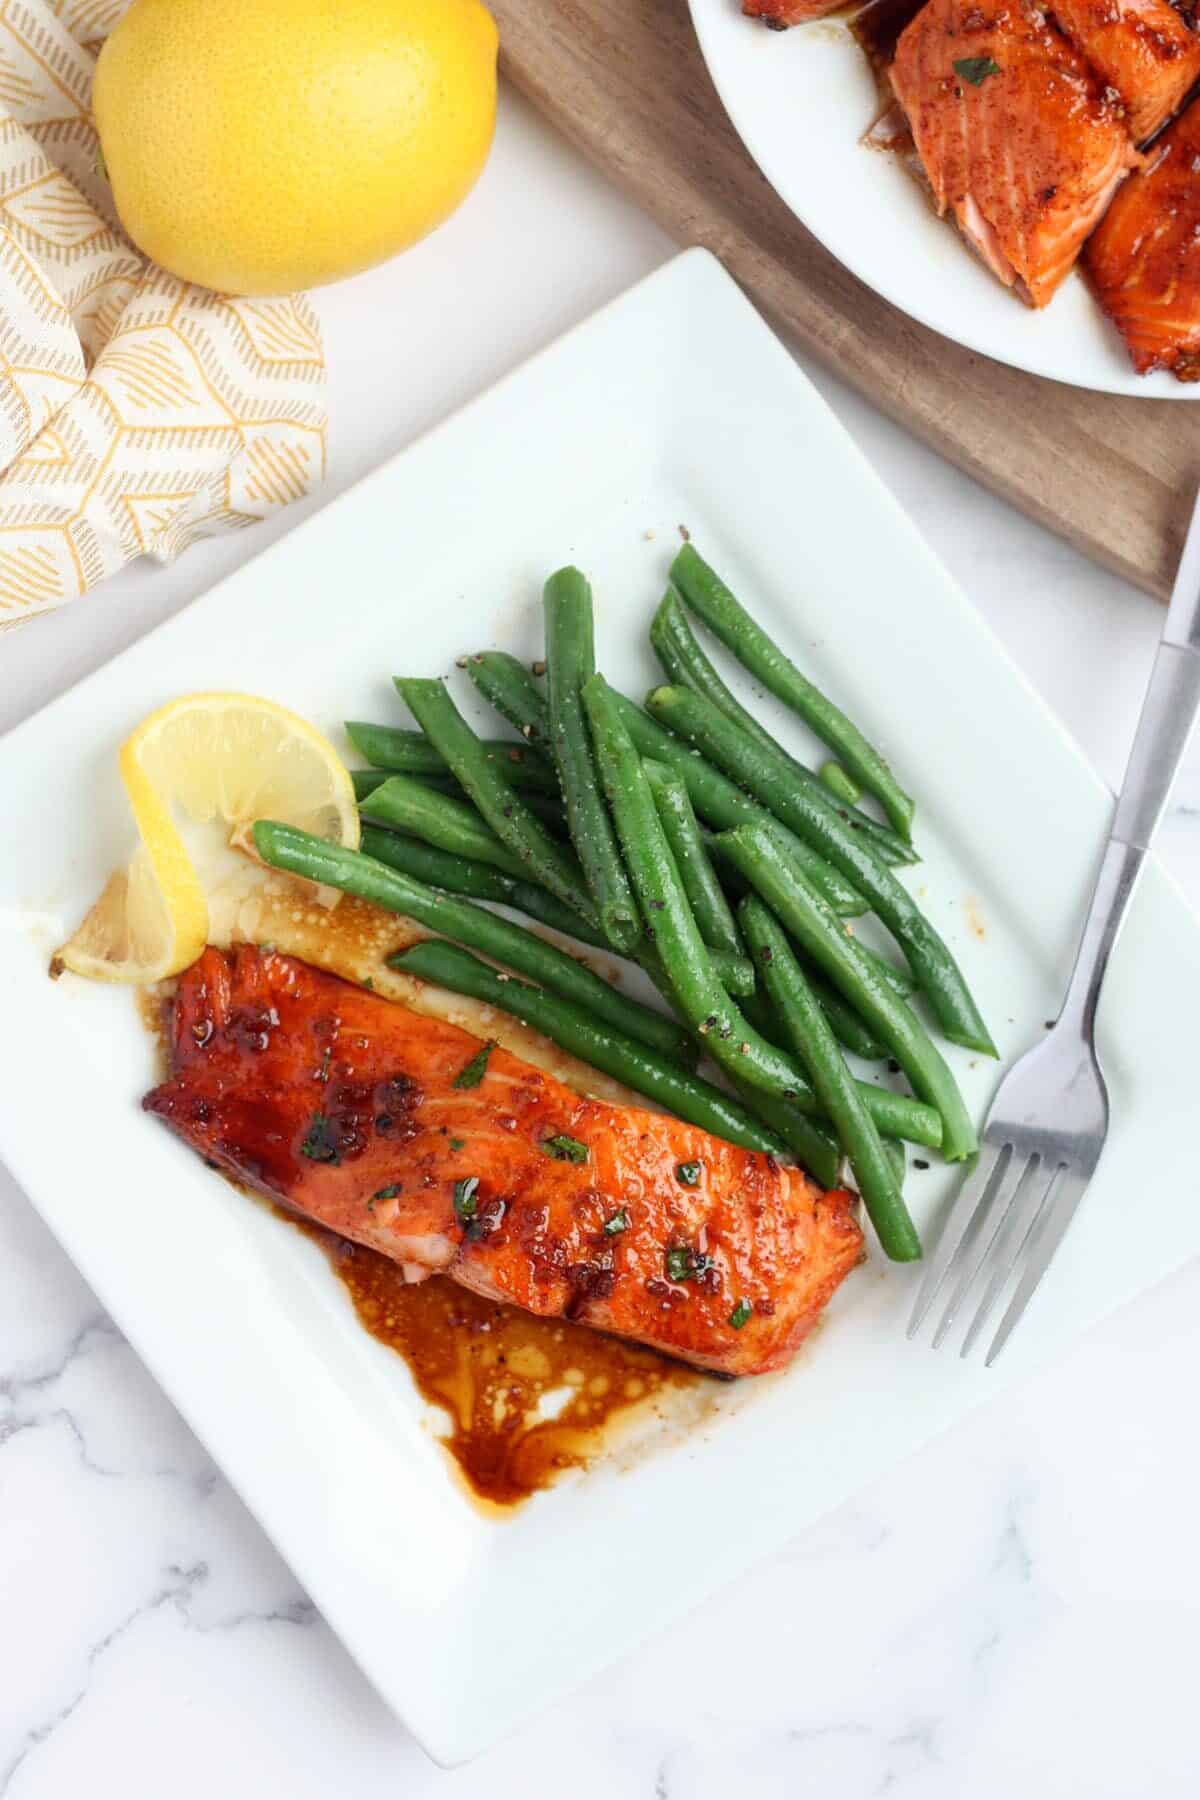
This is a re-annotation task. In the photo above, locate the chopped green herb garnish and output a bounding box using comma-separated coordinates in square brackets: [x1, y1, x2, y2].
[449, 1136, 466, 1151]
[603, 1208, 630, 1237]
[372, 1184, 401, 1201]
[953, 55, 1001, 84]
[362, 977, 374, 990]
[299, 1113, 340, 1164]
[729, 1299, 752, 1330]
[452, 1040, 496, 1089]
[665, 1245, 715, 1284]
[543, 1133, 589, 1164]
[675, 1160, 703, 1187]
[453, 1176, 480, 1221]
[316, 1046, 332, 1083]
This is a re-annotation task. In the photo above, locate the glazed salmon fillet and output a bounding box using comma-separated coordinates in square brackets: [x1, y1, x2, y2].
[891, 0, 1138, 305]
[144, 947, 863, 1377]
[1051, 0, 1200, 143]
[1085, 100, 1200, 374]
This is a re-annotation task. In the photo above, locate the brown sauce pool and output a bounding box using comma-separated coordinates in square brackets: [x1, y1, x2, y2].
[849, 0, 927, 71]
[288, 1218, 698, 1508]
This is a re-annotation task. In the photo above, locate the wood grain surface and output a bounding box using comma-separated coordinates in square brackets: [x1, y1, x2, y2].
[493, 0, 1200, 600]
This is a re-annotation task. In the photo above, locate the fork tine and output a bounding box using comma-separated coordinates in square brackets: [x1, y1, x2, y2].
[930, 1150, 1041, 1348]
[984, 1165, 1092, 1367]
[907, 1141, 1008, 1337]
[959, 1161, 1064, 1357]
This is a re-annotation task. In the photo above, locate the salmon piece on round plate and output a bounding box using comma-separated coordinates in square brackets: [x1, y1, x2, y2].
[1085, 100, 1200, 376]
[144, 947, 864, 1378]
[891, 0, 1138, 306]
[1050, 0, 1200, 145]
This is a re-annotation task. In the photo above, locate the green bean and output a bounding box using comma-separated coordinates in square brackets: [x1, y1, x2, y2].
[854, 940, 917, 999]
[740, 938, 885, 1061]
[544, 568, 640, 952]
[461, 652, 550, 746]
[725, 1073, 843, 1189]
[364, 769, 567, 834]
[397, 677, 597, 926]
[346, 720, 558, 791]
[883, 1138, 906, 1188]
[253, 823, 695, 1066]
[820, 761, 861, 807]
[360, 774, 528, 878]
[741, 898, 921, 1261]
[392, 940, 787, 1155]
[642, 760, 743, 958]
[604, 687, 868, 919]
[353, 768, 387, 803]
[670, 542, 915, 841]
[358, 825, 609, 948]
[719, 824, 977, 1161]
[651, 587, 914, 871]
[647, 684, 995, 1057]
[805, 967, 888, 1061]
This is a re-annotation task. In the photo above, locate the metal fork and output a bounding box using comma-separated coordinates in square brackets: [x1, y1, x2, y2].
[910, 490, 1200, 1366]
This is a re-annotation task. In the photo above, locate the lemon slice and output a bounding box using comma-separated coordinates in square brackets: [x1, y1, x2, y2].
[57, 693, 358, 983]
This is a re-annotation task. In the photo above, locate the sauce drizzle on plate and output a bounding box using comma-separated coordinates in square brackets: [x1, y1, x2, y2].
[290, 1217, 699, 1508]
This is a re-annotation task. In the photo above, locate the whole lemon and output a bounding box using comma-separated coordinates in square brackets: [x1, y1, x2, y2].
[93, 0, 498, 295]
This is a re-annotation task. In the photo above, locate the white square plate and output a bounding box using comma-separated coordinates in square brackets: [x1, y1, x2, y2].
[1, 250, 1197, 1765]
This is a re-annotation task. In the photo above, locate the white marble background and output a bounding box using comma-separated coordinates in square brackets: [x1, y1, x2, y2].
[3, 91, 1199, 1800]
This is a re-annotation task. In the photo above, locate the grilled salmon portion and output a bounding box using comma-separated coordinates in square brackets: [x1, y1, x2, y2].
[891, 0, 1137, 305]
[743, 0, 842, 23]
[144, 947, 863, 1377]
[1085, 100, 1200, 374]
[1051, 0, 1200, 143]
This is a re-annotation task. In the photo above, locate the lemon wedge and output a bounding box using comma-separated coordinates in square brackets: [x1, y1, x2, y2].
[57, 693, 358, 983]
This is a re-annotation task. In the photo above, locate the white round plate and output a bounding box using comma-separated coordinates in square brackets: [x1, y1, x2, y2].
[689, 0, 1198, 397]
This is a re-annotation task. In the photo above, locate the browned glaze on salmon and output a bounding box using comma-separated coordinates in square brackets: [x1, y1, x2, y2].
[144, 947, 864, 1378]
[891, 0, 1138, 305]
[1085, 99, 1200, 373]
[1051, 0, 1200, 143]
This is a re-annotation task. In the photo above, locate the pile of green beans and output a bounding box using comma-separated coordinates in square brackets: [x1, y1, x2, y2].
[310, 543, 992, 1262]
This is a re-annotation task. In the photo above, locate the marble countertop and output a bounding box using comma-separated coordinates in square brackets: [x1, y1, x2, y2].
[3, 88, 1198, 1800]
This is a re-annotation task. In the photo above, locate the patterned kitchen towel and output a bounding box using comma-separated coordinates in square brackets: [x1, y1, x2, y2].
[0, 0, 327, 631]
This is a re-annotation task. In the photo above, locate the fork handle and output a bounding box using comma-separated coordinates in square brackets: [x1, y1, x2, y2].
[1060, 500, 1200, 1033]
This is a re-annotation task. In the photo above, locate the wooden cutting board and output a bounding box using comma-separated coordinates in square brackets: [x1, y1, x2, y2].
[493, 0, 1200, 601]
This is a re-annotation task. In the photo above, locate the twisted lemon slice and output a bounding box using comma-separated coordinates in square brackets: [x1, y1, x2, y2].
[57, 693, 358, 983]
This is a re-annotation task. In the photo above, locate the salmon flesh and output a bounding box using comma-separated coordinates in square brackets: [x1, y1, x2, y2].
[1085, 100, 1200, 376]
